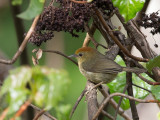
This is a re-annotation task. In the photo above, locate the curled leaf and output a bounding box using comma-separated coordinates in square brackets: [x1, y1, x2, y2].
[32, 56, 39, 65]
[36, 48, 43, 60]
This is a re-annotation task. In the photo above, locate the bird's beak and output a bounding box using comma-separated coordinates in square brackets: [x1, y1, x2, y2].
[68, 54, 78, 58]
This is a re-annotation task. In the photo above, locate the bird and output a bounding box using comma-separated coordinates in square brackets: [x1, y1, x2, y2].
[70, 47, 146, 84]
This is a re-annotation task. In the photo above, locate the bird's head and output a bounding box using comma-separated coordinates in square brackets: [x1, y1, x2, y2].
[69, 47, 98, 64]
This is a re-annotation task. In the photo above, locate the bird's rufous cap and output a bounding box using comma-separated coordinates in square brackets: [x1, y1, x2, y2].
[75, 47, 94, 54]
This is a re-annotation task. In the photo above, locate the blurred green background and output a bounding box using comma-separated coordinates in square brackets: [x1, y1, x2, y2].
[0, 1, 102, 120]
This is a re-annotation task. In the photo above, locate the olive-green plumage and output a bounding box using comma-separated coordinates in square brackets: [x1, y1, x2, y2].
[72, 47, 145, 83]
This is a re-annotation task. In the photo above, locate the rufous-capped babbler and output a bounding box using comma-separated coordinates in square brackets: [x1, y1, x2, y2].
[70, 47, 146, 84]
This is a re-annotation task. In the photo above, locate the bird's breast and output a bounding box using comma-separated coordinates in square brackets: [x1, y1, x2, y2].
[79, 65, 117, 84]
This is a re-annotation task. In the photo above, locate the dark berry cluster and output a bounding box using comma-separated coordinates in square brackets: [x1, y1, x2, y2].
[137, 11, 160, 35]
[29, 0, 114, 46]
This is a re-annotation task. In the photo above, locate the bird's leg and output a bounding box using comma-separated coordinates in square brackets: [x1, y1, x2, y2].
[86, 81, 104, 95]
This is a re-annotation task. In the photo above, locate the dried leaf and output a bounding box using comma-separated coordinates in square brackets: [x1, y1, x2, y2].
[32, 49, 38, 53]
[36, 49, 43, 60]
[32, 56, 38, 65]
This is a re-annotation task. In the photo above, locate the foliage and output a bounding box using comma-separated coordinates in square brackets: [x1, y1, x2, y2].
[12, 0, 22, 5]
[0, 66, 70, 119]
[151, 85, 160, 100]
[112, 0, 145, 22]
[146, 55, 160, 73]
[108, 56, 153, 110]
[17, 0, 45, 20]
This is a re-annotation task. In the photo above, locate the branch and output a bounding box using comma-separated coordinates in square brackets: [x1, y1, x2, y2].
[9, 2, 29, 65]
[132, 83, 151, 93]
[126, 72, 139, 120]
[101, 110, 114, 120]
[85, 81, 98, 120]
[42, 50, 78, 66]
[92, 93, 160, 120]
[115, 10, 154, 59]
[70, 0, 88, 4]
[70, 89, 87, 119]
[10, 100, 31, 120]
[0, 108, 9, 120]
[33, 109, 46, 120]
[94, 8, 149, 62]
[30, 104, 57, 120]
[114, 85, 128, 120]
[83, 23, 96, 47]
[136, 74, 160, 85]
[98, 86, 131, 120]
[84, 23, 107, 49]
[0, 15, 40, 64]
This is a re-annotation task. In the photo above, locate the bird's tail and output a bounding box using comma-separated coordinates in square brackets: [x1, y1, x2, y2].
[122, 67, 146, 74]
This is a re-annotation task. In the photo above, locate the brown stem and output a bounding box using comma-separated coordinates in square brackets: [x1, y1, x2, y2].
[0, 15, 40, 64]
[136, 74, 160, 85]
[132, 83, 151, 93]
[114, 85, 128, 120]
[92, 93, 160, 120]
[9, 2, 29, 65]
[33, 109, 46, 120]
[70, 89, 87, 119]
[83, 23, 96, 47]
[101, 110, 114, 120]
[134, 0, 151, 23]
[98, 86, 131, 120]
[0, 107, 9, 120]
[94, 8, 149, 62]
[70, 0, 88, 4]
[10, 100, 31, 120]
[126, 72, 139, 120]
[30, 104, 57, 120]
[43, 50, 78, 66]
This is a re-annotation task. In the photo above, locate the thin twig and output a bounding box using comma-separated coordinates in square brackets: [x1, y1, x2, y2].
[70, 0, 88, 4]
[0, 108, 9, 120]
[98, 86, 131, 120]
[136, 74, 160, 85]
[30, 104, 57, 120]
[132, 83, 151, 93]
[94, 8, 149, 62]
[92, 93, 160, 120]
[83, 23, 96, 47]
[33, 109, 46, 120]
[0, 15, 40, 64]
[9, 2, 29, 65]
[70, 89, 87, 119]
[84, 23, 107, 49]
[10, 100, 31, 120]
[114, 85, 128, 120]
[43, 50, 78, 66]
[101, 110, 114, 120]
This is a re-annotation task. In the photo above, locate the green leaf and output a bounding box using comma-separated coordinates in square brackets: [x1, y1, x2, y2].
[31, 66, 70, 110]
[6, 88, 29, 115]
[0, 66, 31, 115]
[146, 55, 160, 73]
[112, 0, 145, 22]
[157, 112, 160, 120]
[1, 66, 32, 95]
[0, 66, 70, 117]
[17, 0, 44, 20]
[151, 85, 160, 100]
[55, 104, 71, 120]
[108, 56, 153, 110]
[12, 0, 22, 5]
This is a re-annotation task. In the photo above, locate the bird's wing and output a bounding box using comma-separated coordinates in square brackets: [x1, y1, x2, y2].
[83, 58, 123, 74]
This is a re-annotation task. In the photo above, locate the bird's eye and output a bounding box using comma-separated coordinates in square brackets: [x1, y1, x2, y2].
[79, 53, 83, 57]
